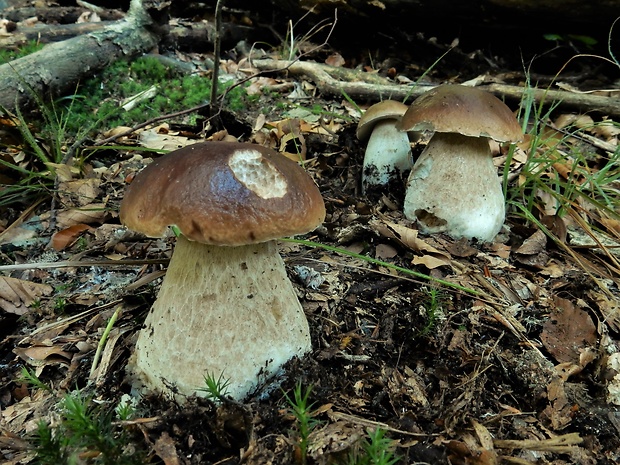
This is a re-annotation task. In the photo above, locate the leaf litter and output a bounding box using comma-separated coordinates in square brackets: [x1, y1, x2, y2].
[1, 12, 620, 465]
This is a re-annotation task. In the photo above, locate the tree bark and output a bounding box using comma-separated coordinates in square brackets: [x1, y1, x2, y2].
[0, 21, 112, 49]
[0, 1, 159, 114]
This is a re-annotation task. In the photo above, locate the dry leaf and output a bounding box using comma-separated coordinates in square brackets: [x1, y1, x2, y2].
[541, 296, 597, 365]
[0, 277, 53, 315]
[371, 220, 450, 258]
[51, 223, 93, 251]
[58, 178, 101, 207]
[516, 229, 547, 254]
[14, 345, 73, 366]
[412, 254, 450, 269]
[325, 52, 345, 67]
[139, 129, 198, 151]
[375, 243, 398, 260]
[153, 432, 180, 465]
[54, 203, 107, 229]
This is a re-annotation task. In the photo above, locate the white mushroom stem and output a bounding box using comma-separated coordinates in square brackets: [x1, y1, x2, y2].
[362, 120, 412, 191]
[403, 132, 505, 241]
[128, 235, 311, 401]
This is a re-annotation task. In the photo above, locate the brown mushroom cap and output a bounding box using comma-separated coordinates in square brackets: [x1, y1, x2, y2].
[356, 100, 409, 141]
[120, 141, 325, 246]
[396, 85, 523, 143]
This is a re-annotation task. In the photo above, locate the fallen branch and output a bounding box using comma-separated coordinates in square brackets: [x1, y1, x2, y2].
[251, 59, 620, 116]
[0, 0, 159, 113]
[0, 21, 113, 49]
[494, 432, 583, 453]
[2, 6, 123, 23]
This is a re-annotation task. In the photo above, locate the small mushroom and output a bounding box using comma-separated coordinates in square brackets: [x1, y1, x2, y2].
[396, 85, 523, 241]
[120, 141, 325, 400]
[356, 100, 413, 192]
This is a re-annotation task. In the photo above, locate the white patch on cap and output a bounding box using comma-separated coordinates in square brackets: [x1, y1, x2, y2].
[229, 149, 287, 198]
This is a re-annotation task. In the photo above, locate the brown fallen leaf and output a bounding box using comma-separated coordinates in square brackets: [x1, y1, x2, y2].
[371, 220, 450, 259]
[153, 432, 180, 465]
[0, 277, 53, 315]
[540, 296, 597, 365]
[325, 52, 345, 67]
[55, 203, 107, 229]
[514, 230, 549, 268]
[411, 254, 450, 269]
[14, 345, 73, 366]
[587, 290, 620, 331]
[58, 178, 101, 207]
[375, 243, 398, 260]
[51, 223, 93, 251]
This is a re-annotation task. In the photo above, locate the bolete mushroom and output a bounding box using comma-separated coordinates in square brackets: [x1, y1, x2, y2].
[119, 141, 325, 400]
[356, 100, 413, 192]
[396, 85, 523, 241]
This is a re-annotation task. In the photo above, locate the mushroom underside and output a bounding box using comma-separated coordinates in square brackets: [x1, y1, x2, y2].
[403, 132, 506, 241]
[128, 235, 311, 401]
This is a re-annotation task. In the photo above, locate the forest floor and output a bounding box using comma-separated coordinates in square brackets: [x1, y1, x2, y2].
[1, 2, 620, 465]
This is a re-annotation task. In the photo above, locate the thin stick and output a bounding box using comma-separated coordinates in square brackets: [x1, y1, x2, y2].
[209, 0, 223, 120]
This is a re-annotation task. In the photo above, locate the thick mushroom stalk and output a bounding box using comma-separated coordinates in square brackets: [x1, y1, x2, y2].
[356, 100, 413, 193]
[130, 236, 310, 400]
[403, 133, 505, 241]
[362, 120, 412, 190]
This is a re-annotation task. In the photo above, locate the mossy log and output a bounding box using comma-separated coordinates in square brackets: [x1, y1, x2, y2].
[0, 2, 158, 114]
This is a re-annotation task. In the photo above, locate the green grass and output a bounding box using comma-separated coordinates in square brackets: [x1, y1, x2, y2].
[505, 77, 620, 231]
[199, 371, 232, 402]
[417, 286, 446, 337]
[32, 391, 145, 465]
[346, 428, 400, 465]
[17, 367, 52, 392]
[284, 381, 322, 465]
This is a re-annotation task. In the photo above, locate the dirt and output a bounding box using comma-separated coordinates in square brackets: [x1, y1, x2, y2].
[2, 3, 620, 465]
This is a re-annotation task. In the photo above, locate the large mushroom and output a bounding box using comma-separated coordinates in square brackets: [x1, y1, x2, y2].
[396, 85, 523, 241]
[120, 141, 325, 400]
[356, 100, 413, 192]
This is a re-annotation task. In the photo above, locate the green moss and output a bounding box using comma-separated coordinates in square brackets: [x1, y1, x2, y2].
[0, 40, 45, 64]
[59, 56, 254, 134]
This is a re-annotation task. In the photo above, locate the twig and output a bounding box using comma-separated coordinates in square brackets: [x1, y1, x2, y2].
[0, 258, 169, 272]
[209, 0, 223, 120]
[494, 432, 583, 453]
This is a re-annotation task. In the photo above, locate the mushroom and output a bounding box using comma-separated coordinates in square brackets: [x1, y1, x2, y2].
[396, 85, 523, 241]
[119, 141, 325, 400]
[356, 100, 413, 192]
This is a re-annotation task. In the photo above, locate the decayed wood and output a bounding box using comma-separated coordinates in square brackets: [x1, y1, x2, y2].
[0, 21, 112, 49]
[2, 6, 124, 23]
[0, 19, 253, 53]
[0, 1, 159, 114]
[251, 59, 620, 117]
